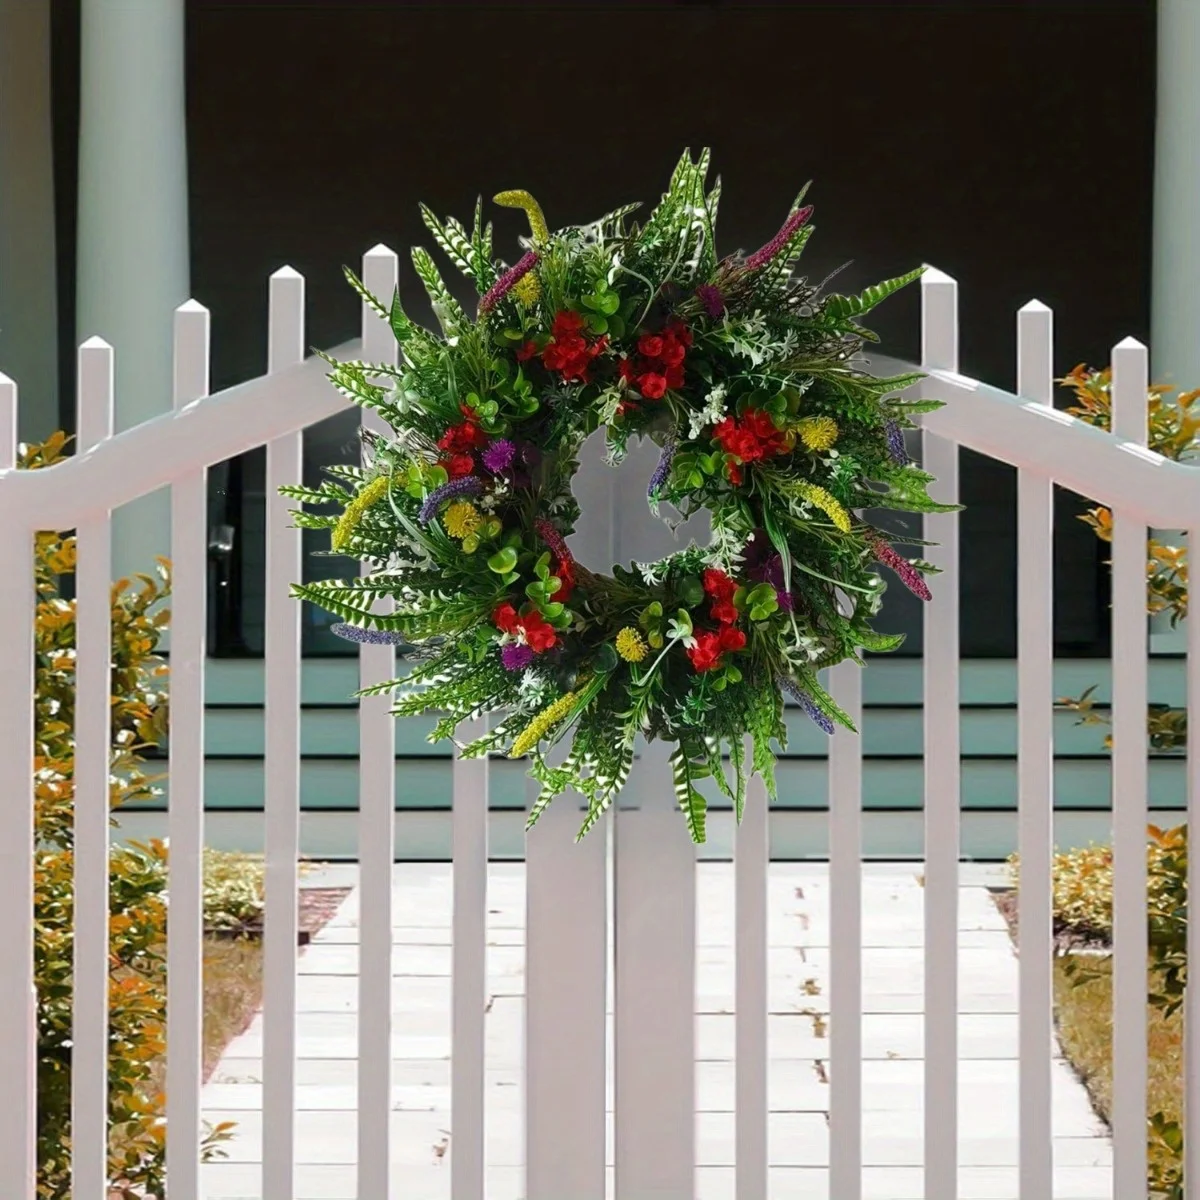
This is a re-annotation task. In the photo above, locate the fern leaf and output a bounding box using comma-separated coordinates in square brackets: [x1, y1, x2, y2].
[821, 267, 925, 323]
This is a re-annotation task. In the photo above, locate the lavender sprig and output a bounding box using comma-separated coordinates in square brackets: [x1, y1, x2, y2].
[478, 251, 538, 314]
[331, 623, 409, 646]
[883, 418, 909, 465]
[872, 537, 932, 601]
[647, 428, 678, 505]
[419, 475, 483, 524]
[696, 284, 726, 319]
[777, 675, 835, 735]
[744, 205, 814, 271]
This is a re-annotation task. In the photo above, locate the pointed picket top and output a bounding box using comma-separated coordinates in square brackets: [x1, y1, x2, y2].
[1019, 299, 1051, 313]
[176, 297, 209, 315]
[920, 264, 956, 286]
[364, 242, 397, 260]
[1113, 334, 1147, 352]
[1111, 336, 1149, 444]
[1016, 300, 1054, 405]
[271, 264, 303, 280]
[79, 334, 112, 351]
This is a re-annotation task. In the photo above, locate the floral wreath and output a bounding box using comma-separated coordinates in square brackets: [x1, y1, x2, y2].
[289, 150, 951, 842]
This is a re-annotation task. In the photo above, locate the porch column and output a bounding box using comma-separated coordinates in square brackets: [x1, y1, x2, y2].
[77, 0, 189, 584]
[1150, 0, 1200, 652]
[0, 0, 59, 445]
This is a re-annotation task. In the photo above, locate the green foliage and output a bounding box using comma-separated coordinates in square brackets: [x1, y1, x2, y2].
[24, 434, 232, 1197]
[295, 150, 942, 842]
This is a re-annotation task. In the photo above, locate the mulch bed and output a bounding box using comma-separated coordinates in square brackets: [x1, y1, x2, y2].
[206, 886, 352, 947]
[990, 887, 1112, 954]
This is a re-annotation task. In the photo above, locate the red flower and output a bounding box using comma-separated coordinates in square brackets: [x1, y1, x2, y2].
[638, 373, 668, 400]
[542, 311, 606, 383]
[726, 460, 744, 485]
[703, 568, 737, 601]
[550, 557, 575, 602]
[711, 599, 739, 625]
[665, 318, 693, 348]
[718, 625, 747, 653]
[661, 339, 686, 368]
[687, 631, 725, 673]
[665, 363, 685, 390]
[441, 453, 476, 478]
[439, 413, 489, 454]
[637, 334, 664, 358]
[551, 310, 586, 338]
[521, 611, 558, 652]
[515, 340, 539, 362]
[493, 603, 521, 634]
[618, 357, 637, 385]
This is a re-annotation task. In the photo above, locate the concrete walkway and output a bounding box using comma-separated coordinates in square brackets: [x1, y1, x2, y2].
[200, 863, 1113, 1199]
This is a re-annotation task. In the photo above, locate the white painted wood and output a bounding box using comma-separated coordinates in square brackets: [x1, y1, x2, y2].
[614, 737, 697, 1200]
[524, 441, 609, 1200]
[166, 300, 211, 1200]
[828, 659, 863, 1200]
[919, 266, 961, 1200]
[1110, 335, 1149, 1200]
[356, 244, 399, 1199]
[525, 784, 608, 1200]
[452, 715, 489, 1200]
[71, 335, 115, 1200]
[1015, 299, 1055, 1200]
[1188, 521, 1200, 1200]
[262, 266, 306, 1200]
[0, 373, 37, 1200]
[733, 739, 768, 1200]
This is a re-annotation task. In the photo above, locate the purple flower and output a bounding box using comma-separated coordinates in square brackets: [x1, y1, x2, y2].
[776, 588, 795, 613]
[777, 675, 834, 735]
[482, 439, 517, 473]
[647, 428, 678, 502]
[418, 475, 483, 524]
[696, 284, 726, 319]
[501, 642, 534, 671]
[744, 205, 814, 271]
[478, 251, 538, 314]
[872, 537, 932, 602]
[330, 623, 408, 646]
[883, 419, 909, 465]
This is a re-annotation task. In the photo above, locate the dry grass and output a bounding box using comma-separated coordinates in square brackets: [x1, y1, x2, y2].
[1052, 953, 1182, 1129]
[202, 936, 266, 1080]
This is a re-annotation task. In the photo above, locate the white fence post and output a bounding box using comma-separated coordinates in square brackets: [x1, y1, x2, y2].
[0, 372, 37, 1200]
[524, 436, 610, 1200]
[71, 336, 116, 1198]
[262, 265, 306, 1200]
[356, 244, 400, 1199]
[734, 740, 769, 1200]
[166, 299, 212, 1200]
[1187, 515, 1200, 1199]
[1110, 335, 1150, 1199]
[920, 265, 961, 1200]
[1015, 299, 1055, 1198]
[828, 658, 864, 1199]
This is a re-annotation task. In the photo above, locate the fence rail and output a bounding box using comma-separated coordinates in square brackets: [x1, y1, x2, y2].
[0, 248, 1191, 1198]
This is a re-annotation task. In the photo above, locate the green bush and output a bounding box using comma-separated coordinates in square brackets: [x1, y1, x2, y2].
[26, 433, 231, 1198]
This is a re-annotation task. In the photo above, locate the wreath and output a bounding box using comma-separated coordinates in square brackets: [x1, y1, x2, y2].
[288, 150, 951, 843]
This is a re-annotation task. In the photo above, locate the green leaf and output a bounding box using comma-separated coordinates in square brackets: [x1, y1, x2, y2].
[488, 548, 518, 574]
[821, 267, 925, 322]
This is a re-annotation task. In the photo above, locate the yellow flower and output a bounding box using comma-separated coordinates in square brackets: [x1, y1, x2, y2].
[509, 690, 580, 758]
[493, 189, 550, 245]
[511, 272, 542, 306]
[444, 500, 482, 540]
[331, 474, 391, 551]
[615, 627, 648, 663]
[793, 480, 852, 533]
[796, 415, 839, 452]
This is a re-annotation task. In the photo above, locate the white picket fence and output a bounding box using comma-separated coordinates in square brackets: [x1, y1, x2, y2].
[0, 247, 1194, 1200]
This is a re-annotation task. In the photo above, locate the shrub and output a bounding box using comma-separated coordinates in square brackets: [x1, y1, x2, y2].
[25, 433, 230, 1198]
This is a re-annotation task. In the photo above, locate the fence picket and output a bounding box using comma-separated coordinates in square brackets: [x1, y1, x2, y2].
[262, 266, 306, 1200]
[452, 715, 489, 1200]
[1015, 299, 1055, 1199]
[71, 337, 115, 1200]
[920, 266, 961, 1200]
[613, 737, 697, 1199]
[166, 300, 212, 1200]
[0, 374, 36, 1200]
[735, 743, 769, 1200]
[1110, 335, 1150, 1199]
[828, 659, 863, 1200]
[356, 244, 399, 1199]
